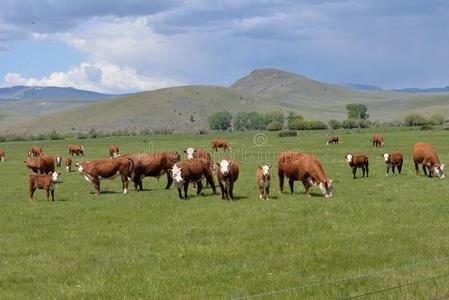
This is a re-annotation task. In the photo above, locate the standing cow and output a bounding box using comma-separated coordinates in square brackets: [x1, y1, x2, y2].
[211, 139, 231, 151]
[55, 155, 62, 167]
[277, 151, 304, 193]
[29, 172, 60, 202]
[24, 155, 55, 174]
[68, 144, 84, 156]
[170, 159, 217, 199]
[345, 154, 369, 178]
[28, 146, 42, 158]
[0, 149, 4, 162]
[109, 144, 119, 158]
[383, 152, 403, 176]
[256, 165, 271, 199]
[216, 159, 239, 201]
[184, 147, 213, 188]
[413, 143, 445, 178]
[76, 156, 134, 195]
[372, 134, 384, 147]
[65, 157, 72, 172]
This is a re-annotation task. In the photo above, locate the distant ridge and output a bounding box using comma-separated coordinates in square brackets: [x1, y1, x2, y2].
[343, 83, 383, 91]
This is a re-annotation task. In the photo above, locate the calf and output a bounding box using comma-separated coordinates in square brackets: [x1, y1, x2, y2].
[211, 139, 231, 151]
[170, 159, 217, 199]
[216, 159, 239, 200]
[277, 151, 304, 193]
[126, 152, 181, 191]
[24, 155, 55, 174]
[345, 154, 369, 178]
[327, 136, 339, 145]
[29, 172, 60, 202]
[0, 149, 4, 162]
[65, 157, 72, 172]
[256, 165, 271, 199]
[383, 152, 403, 176]
[109, 144, 120, 158]
[68, 144, 85, 156]
[184, 147, 213, 188]
[372, 134, 384, 147]
[55, 155, 62, 167]
[28, 146, 42, 158]
[76, 156, 134, 195]
[413, 143, 445, 178]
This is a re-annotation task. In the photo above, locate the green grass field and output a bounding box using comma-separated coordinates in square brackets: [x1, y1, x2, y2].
[1, 129, 449, 299]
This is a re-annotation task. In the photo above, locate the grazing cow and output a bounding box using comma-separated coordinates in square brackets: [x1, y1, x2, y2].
[170, 159, 217, 199]
[28, 172, 60, 202]
[126, 152, 181, 191]
[413, 143, 445, 178]
[345, 154, 369, 178]
[277, 151, 304, 193]
[65, 157, 72, 172]
[55, 155, 62, 167]
[24, 155, 55, 174]
[216, 159, 239, 200]
[109, 144, 120, 158]
[28, 146, 42, 158]
[372, 134, 384, 147]
[211, 139, 231, 151]
[68, 144, 84, 156]
[327, 136, 339, 145]
[383, 152, 403, 176]
[256, 165, 271, 199]
[76, 156, 134, 195]
[0, 149, 4, 162]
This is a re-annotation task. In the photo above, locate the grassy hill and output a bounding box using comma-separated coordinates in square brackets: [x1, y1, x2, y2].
[231, 69, 449, 120]
[3, 85, 286, 134]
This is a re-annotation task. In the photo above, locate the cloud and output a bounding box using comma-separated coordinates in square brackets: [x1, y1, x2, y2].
[1, 61, 184, 94]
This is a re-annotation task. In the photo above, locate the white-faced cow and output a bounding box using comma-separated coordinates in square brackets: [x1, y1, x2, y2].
[55, 155, 62, 167]
[216, 159, 239, 200]
[383, 152, 403, 176]
[76, 156, 134, 195]
[29, 172, 60, 202]
[345, 154, 369, 179]
[256, 165, 271, 199]
[413, 143, 445, 178]
[109, 144, 119, 158]
[28, 146, 42, 158]
[327, 136, 339, 145]
[65, 157, 72, 172]
[0, 149, 4, 162]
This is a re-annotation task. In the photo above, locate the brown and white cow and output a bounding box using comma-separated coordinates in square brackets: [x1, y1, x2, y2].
[68, 144, 84, 156]
[216, 159, 239, 200]
[345, 154, 369, 178]
[327, 136, 339, 145]
[170, 159, 217, 199]
[184, 147, 213, 188]
[55, 155, 62, 167]
[0, 149, 4, 162]
[65, 157, 72, 172]
[372, 134, 384, 147]
[29, 172, 60, 202]
[277, 151, 304, 193]
[383, 152, 403, 176]
[125, 152, 181, 191]
[24, 155, 55, 174]
[76, 156, 134, 195]
[413, 143, 445, 178]
[256, 165, 271, 199]
[109, 144, 120, 158]
[28, 146, 42, 158]
[211, 139, 231, 151]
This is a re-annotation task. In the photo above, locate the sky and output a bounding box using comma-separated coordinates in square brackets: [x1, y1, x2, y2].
[0, 0, 448, 94]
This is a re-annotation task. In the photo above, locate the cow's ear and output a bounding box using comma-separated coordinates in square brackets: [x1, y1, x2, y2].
[257, 165, 262, 169]
[269, 165, 272, 169]
[183, 150, 187, 153]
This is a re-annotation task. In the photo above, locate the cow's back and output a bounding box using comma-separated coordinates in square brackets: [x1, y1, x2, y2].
[413, 143, 434, 163]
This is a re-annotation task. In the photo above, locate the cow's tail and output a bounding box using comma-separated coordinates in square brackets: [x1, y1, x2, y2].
[127, 158, 135, 180]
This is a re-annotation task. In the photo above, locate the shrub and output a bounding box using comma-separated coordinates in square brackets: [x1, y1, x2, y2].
[429, 114, 445, 125]
[304, 120, 328, 130]
[208, 111, 233, 130]
[266, 121, 283, 131]
[278, 130, 297, 137]
[420, 124, 433, 131]
[404, 113, 428, 126]
[342, 119, 358, 129]
[328, 119, 342, 129]
[288, 119, 305, 130]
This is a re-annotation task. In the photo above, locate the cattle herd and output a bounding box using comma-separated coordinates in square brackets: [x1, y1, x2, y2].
[0, 134, 445, 202]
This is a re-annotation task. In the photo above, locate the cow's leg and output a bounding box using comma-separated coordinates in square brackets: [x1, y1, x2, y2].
[219, 181, 226, 199]
[385, 165, 389, 176]
[362, 166, 365, 177]
[422, 164, 428, 176]
[288, 179, 294, 193]
[121, 174, 129, 194]
[398, 162, 403, 175]
[165, 172, 173, 189]
[278, 171, 285, 193]
[177, 188, 183, 199]
[265, 186, 269, 199]
[30, 187, 36, 202]
[392, 165, 396, 175]
[183, 181, 189, 199]
[259, 184, 264, 199]
[204, 172, 216, 194]
[93, 177, 101, 195]
[302, 180, 310, 196]
[352, 167, 357, 179]
[197, 180, 203, 195]
[45, 189, 49, 201]
[366, 164, 369, 177]
[414, 161, 419, 176]
[228, 182, 234, 201]
[51, 190, 55, 201]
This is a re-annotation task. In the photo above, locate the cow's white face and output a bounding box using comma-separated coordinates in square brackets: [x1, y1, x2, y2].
[185, 148, 195, 160]
[171, 164, 184, 188]
[219, 160, 231, 176]
[383, 153, 389, 162]
[76, 163, 84, 174]
[51, 172, 59, 182]
[435, 164, 445, 178]
[345, 154, 353, 162]
[319, 180, 333, 198]
[262, 165, 271, 176]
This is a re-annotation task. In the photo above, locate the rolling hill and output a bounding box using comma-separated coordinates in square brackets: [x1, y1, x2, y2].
[0, 86, 115, 101]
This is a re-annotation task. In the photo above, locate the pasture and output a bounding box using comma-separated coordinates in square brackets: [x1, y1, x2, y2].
[1, 129, 449, 299]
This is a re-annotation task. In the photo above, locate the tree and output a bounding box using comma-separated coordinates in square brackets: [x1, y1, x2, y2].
[403, 113, 428, 126]
[342, 119, 358, 129]
[346, 103, 369, 120]
[208, 111, 233, 130]
[248, 112, 265, 130]
[233, 112, 251, 131]
[266, 121, 283, 131]
[288, 118, 305, 130]
[328, 119, 342, 130]
[261, 111, 285, 126]
[304, 120, 328, 130]
[287, 111, 303, 129]
[429, 114, 445, 125]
